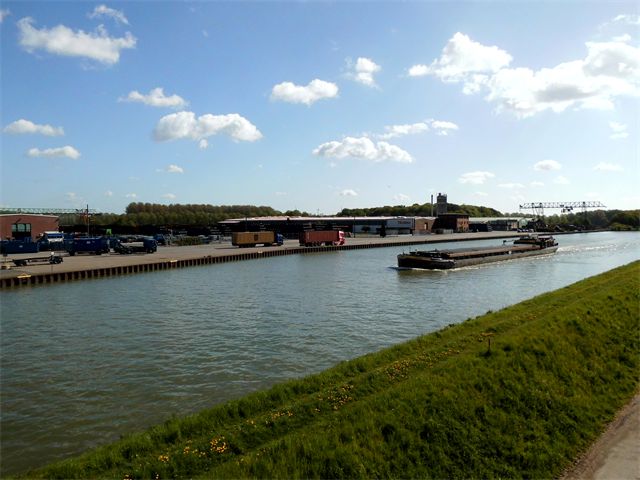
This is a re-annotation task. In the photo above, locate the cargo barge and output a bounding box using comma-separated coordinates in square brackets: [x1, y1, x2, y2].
[397, 235, 558, 270]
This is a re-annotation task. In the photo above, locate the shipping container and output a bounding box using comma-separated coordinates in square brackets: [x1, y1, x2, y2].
[64, 237, 110, 256]
[0, 239, 40, 255]
[299, 230, 345, 247]
[232, 231, 283, 247]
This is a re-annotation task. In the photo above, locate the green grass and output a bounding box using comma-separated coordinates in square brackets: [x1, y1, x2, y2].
[22, 261, 640, 479]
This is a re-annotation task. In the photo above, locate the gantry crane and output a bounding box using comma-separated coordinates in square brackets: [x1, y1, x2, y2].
[519, 201, 606, 217]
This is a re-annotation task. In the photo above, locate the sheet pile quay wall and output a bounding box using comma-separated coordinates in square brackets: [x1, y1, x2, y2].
[0, 240, 415, 289]
[0, 232, 541, 289]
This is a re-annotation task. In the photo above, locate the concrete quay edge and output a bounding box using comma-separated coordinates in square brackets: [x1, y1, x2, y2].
[0, 231, 532, 289]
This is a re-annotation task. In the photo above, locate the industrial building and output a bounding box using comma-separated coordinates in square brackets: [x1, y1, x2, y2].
[0, 214, 59, 241]
[432, 214, 470, 233]
[218, 216, 435, 237]
[469, 217, 533, 232]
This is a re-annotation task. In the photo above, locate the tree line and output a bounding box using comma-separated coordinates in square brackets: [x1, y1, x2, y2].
[542, 209, 639, 230]
[60, 203, 311, 228]
[57, 202, 639, 231]
[337, 202, 502, 218]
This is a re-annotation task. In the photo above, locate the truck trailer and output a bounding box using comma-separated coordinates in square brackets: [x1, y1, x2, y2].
[232, 231, 284, 248]
[299, 230, 345, 247]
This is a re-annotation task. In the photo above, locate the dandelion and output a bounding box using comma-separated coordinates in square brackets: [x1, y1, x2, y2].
[210, 436, 228, 454]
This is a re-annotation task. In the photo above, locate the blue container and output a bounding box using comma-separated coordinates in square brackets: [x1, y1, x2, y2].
[65, 237, 110, 256]
[0, 240, 40, 255]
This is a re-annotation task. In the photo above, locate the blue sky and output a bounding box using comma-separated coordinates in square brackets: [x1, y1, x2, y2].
[1, 1, 638, 215]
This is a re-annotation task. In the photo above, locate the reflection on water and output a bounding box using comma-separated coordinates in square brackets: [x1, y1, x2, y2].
[0, 231, 638, 474]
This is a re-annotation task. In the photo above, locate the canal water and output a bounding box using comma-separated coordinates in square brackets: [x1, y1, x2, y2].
[1, 231, 638, 474]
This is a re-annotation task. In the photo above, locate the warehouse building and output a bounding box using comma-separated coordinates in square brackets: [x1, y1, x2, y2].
[432, 214, 470, 233]
[0, 214, 60, 241]
[218, 216, 435, 237]
[469, 217, 533, 232]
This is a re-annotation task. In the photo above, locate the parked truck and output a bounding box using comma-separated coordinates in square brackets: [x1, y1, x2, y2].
[64, 237, 110, 256]
[232, 231, 284, 248]
[111, 237, 158, 254]
[299, 230, 345, 247]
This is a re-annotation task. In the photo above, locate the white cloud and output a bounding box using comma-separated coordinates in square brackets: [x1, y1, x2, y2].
[270, 79, 338, 105]
[594, 162, 623, 171]
[348, 57, 381, 87]
[611, 14, 640, 26]
[0, 9, 10, 23]
[458, 171, 495, 184]
[554, 175, 570, 184]
[165, 164, 184, 174]
[88, 5, 129, 25]
[154, 111, 263, 145]
[380, 122, 429, 139]
[313, 136, 413, 163]
[530, 181, 545, 187]
[125, 193, 137, 198]
[609, 121, 629, 139]
[162, 193, 176, 200]
[155, 164, 185, 174]
[534, 159, 562, 171]
[18, 17, 136, 65]
[394, 193, 411, 203]
[474, 191, 488, 197]
[120, 88, 187, 108]
[275, 191, 287, 196]
[429, 120, 459, 136]
[498, 182, 525, 189]
[198, 139, 208, 149]
[27, 146, 80, 159]
[4, 119, 64, 136]
[340, 189, 358, 197]
[612, 34, 632, 43]
[105, 190, 113, 197]
[419, 32, 640, 118]
[415, 32, 512, 83]
[379, 119, 458, 139]
[408, 64, 428, 77]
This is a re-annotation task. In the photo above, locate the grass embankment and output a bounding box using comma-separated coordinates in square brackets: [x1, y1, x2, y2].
[26, 262, 639, 479]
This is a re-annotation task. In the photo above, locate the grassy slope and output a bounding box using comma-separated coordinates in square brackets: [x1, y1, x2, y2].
[26, 262, 639, 479]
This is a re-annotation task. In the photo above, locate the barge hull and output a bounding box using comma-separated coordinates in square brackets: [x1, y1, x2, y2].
[398, 246, 558, 270]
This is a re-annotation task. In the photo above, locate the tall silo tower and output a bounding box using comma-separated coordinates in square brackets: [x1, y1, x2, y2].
[436, 193, 447, 216]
